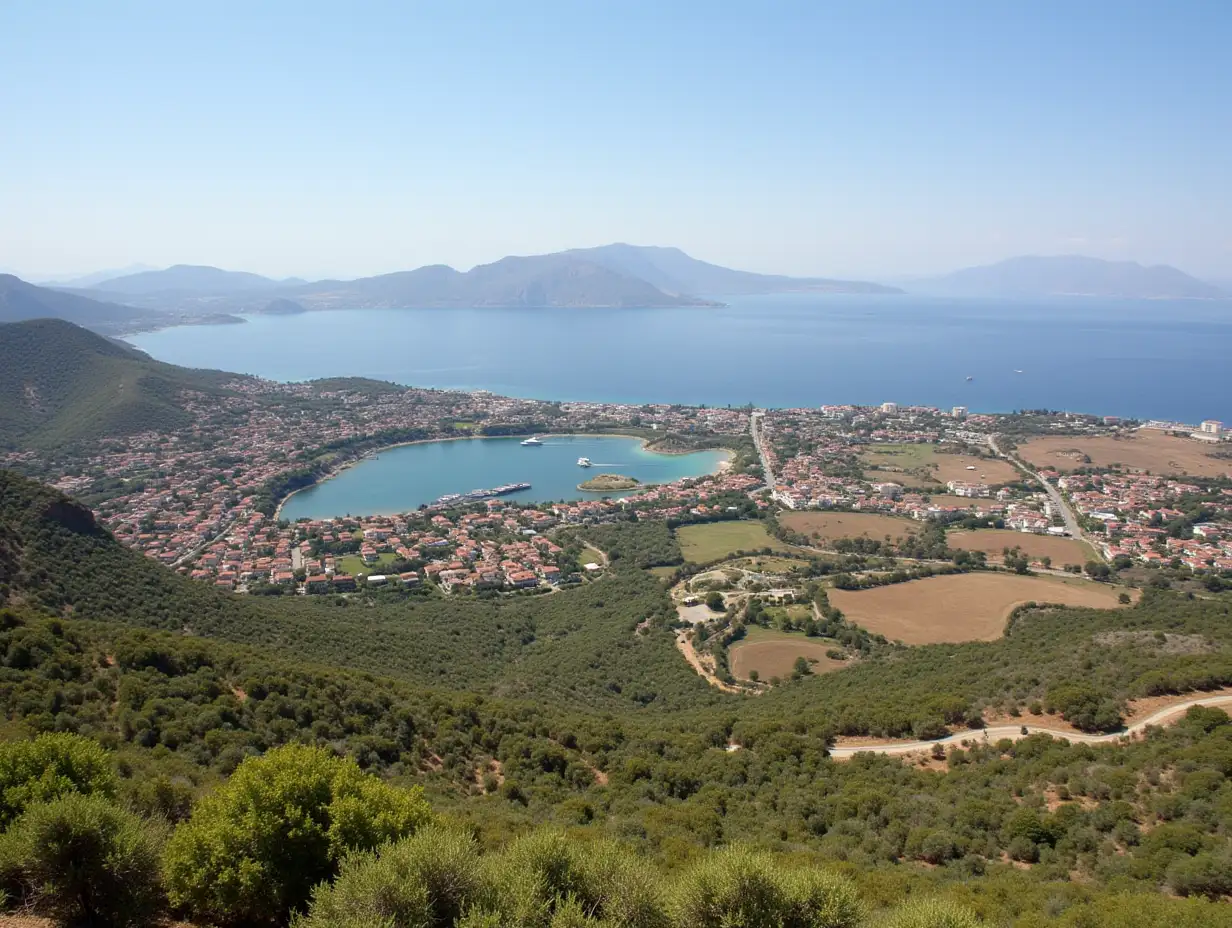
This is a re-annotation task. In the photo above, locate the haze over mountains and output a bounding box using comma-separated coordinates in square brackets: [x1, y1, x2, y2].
[90, 264, 306, 296]
[61, 245, 900, 315]
[915, 255, 1227, 300]
[3, 248, 1226, 336]
[0, 274, 162, 333]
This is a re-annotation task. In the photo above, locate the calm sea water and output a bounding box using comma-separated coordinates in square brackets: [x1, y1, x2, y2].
[128, 294, 1232, 423]
[278, 436, 727, 520]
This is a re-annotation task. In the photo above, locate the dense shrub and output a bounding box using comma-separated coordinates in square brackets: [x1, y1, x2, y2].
[0, 733, 115, 827]
[6, 793, 164, 928]
[673, 846, 859, 928]
[296, 826, 481, 928]
[162, 744, 432, 926]
[874, 898, 979, 928]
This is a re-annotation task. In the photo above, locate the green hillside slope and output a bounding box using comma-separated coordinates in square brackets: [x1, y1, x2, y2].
[0, 318, 234, 450]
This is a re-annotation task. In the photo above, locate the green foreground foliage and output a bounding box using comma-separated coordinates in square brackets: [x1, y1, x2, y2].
[1, 735, 1231, 927]
[4, 470, 1232, 924]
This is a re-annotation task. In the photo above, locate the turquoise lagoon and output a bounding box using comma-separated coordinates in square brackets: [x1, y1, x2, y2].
[277, 435, 728, 520]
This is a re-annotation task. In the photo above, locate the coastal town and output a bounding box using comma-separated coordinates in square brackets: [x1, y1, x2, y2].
[3, 372, 1230, 594]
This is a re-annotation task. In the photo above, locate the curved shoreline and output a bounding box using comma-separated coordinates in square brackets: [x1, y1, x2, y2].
[273, 433, 734, 520]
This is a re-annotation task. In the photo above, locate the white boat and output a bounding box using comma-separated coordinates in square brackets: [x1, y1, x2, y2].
[577, 457, 593, 467]
[520, 436, 543, 446]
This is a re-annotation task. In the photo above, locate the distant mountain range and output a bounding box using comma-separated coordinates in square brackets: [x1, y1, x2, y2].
[8, 250, 1225, 336]
[561, 244, 902, 297]
[91, 264, 306, 296]
[915, 255, 1226, 300]
[56, 245, 900, 315]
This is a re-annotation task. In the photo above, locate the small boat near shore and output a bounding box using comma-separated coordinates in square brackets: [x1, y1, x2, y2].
[577, 457, 593, 467]
[520, 436, 543, 446]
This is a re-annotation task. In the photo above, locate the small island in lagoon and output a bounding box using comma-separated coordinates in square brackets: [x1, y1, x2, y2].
[578, 473, 641, 491]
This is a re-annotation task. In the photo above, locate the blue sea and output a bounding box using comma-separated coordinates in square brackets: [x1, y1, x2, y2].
[277, 436, 727, 521]
[128, 293, 1232, 423]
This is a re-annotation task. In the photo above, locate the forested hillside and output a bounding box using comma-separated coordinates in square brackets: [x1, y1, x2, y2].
[0, 319, 234, 450]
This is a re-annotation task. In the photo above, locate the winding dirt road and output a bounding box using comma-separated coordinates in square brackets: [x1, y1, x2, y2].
[827, 693, 1232, 758]
[674, 629, 745, 694]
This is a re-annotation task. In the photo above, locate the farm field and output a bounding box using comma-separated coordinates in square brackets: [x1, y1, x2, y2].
[932, 453, 1020, 484]
[1018, 431, 1232, 477]
[729, 626, 848, 680]
[948, 528, 1096, 566]
[828, 572, 1131, 645]
[781, 511, 920, 544]
[860, 443, 1019, 487]
[676, 521, 788, 563]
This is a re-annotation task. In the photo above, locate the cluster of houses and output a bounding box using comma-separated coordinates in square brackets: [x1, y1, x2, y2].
[2, 376, 751, 583]
[1057, 471, 1232, 571]
[761, 405, 1049, 524]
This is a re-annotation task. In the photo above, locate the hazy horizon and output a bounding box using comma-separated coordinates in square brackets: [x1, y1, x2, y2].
[9, 248, 1229, 291]
[3, 2, 1229, 282]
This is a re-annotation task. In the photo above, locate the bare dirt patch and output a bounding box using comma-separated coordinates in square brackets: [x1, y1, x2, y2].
[1092, 630, 1213, 655]
[675, 629, 745, 694]
[780, 511, 920, 545]
[828, 573, 1129, 645]
[948, 529, 1096, 566]
[1123, 686, 1232, 727]
[931, 454, 1020, 485]
[1018, 432, 1231, 478]
[983, 706, 1084, 736]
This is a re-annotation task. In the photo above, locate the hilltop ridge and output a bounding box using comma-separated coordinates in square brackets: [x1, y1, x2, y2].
[60, 245, 901, 316]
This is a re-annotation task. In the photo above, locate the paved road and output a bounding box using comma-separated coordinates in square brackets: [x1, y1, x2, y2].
[172, 512, 241, 569]
[750, 411, 776, 486]
[990, 435, 1086, 543]
[828, 693, 1232, 758]
[291, 547, 303, 571]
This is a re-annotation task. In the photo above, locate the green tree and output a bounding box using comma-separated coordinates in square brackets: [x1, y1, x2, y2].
[6, 793, 164, 928]
[163, 744, 432, 927]
[706, 592, 725, 612]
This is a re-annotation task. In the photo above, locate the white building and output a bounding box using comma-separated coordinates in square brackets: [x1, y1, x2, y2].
[951, 406, 968, 418]
[880, 402, 898, 414]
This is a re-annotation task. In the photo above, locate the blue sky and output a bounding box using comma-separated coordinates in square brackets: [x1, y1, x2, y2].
[2, 1, 1229, 280]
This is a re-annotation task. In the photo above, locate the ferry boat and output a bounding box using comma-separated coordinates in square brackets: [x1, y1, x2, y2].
[520, 436, 543, 446]
[577, 457, 593, 468]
